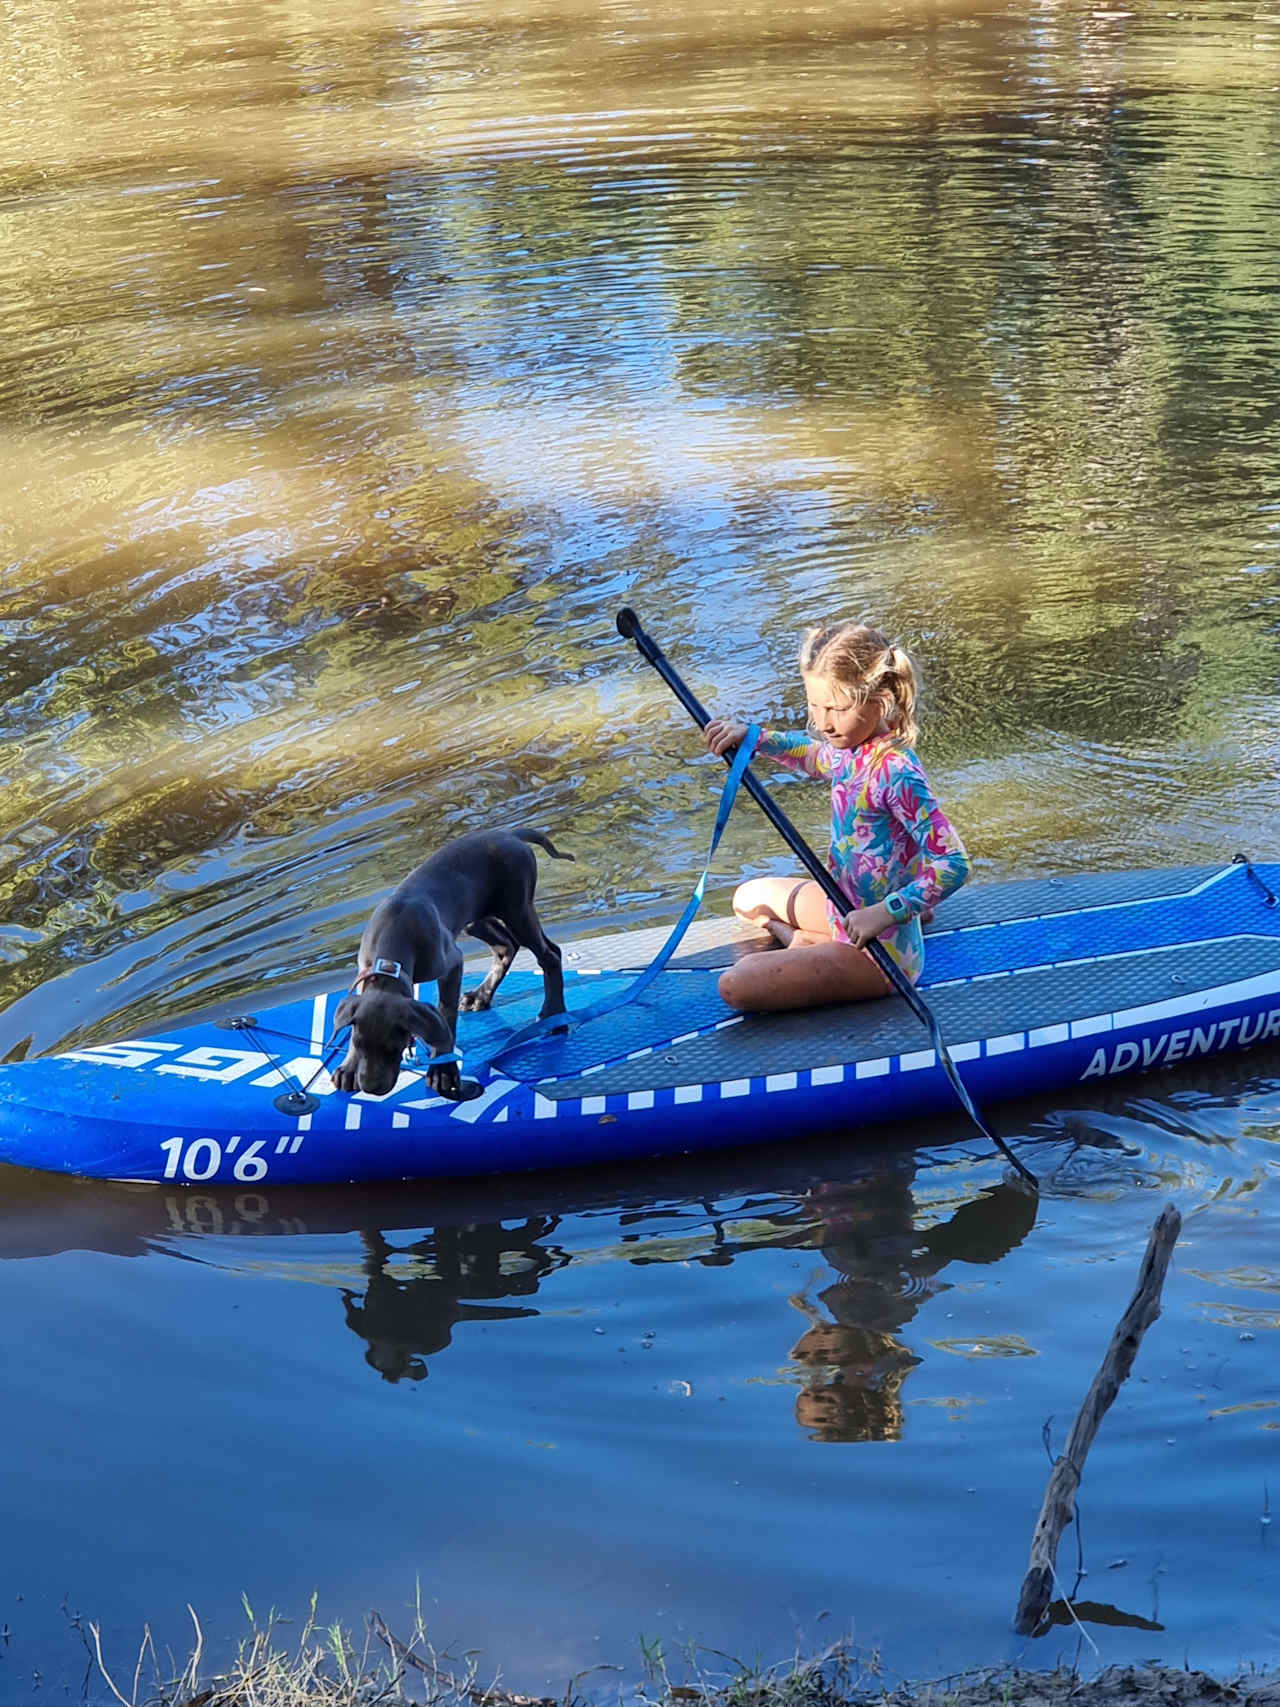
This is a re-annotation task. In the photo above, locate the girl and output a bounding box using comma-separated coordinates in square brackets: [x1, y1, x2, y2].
[705, 622, 970, 1013]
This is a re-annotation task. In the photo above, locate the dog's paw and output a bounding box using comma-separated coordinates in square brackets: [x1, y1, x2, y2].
[332, 1063, 358, 1093]
[427, 1062, 464, 1099]
[458, 989, 492, 1013]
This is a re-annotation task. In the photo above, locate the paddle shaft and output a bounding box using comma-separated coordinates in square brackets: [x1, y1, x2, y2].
[615, 607, 1036, 1187]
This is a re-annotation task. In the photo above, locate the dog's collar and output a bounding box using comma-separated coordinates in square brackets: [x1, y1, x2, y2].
[352, 957, 415, 997]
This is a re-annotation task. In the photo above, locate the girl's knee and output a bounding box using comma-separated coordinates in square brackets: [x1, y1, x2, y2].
[717, 964, 749, 1010]
[730, 878, 771, 921]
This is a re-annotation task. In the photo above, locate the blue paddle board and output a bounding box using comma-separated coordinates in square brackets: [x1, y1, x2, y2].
[0, 861, 1277, 1184]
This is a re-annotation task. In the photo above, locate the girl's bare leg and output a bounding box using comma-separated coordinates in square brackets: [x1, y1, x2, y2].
[731, 877, 830, 937]
[718, 939, 892, 1012]
[734, 874, 936, 942]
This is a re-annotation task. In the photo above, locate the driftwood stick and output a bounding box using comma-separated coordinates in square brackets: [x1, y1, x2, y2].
[1013, 1202, 1181, 1635]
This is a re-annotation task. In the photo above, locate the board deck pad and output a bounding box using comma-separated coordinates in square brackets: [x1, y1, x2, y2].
[530, 936, 1280, 1099]
[485, 861, 1276, 1088]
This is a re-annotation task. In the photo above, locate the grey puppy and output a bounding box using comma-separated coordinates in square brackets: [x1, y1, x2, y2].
[332, 828, 572, 1100]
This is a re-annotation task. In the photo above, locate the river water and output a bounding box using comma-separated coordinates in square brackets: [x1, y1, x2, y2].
[2, 0, 1279, 1697]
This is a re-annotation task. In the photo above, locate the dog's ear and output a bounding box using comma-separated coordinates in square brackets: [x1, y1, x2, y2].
[408, 1000, 453, 1055]
[334, 994, 360, 1030]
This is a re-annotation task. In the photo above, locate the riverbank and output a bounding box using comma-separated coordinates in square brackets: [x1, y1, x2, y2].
[80, 1605, 1280, 1707]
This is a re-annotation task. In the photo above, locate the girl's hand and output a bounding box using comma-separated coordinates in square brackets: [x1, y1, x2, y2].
[705, 717, 749, 757]
[843, 902, 896, 949]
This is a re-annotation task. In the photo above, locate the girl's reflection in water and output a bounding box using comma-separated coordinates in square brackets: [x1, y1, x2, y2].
[789, 1175, 1037, 1441]
[0, 1151, 1036, 1419]
[335, 1166, 1036, 1429]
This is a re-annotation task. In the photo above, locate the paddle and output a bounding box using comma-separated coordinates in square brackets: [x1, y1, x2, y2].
[615, 606, 1037, 1190]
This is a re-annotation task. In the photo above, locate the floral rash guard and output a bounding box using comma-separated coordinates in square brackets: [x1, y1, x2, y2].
[754, 728, 971, 982]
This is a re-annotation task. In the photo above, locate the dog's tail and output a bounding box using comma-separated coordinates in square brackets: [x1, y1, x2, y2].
[514, 828, 575, 862]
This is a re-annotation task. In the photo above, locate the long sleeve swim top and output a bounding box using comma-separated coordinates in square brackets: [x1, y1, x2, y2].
[754, 727, 971, 981]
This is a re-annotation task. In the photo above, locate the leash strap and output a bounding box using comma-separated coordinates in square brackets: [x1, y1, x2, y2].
[479, 725, 760, 1073]
[407, 1045, 462, 1069]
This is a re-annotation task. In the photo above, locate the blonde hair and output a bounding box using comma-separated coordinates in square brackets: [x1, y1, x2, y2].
[798, 622, 921, 747]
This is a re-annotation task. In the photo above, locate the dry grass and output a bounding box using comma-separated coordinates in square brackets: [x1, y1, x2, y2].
[75, 1601, 1280, 1707]
[79, 1592, 580, 1707]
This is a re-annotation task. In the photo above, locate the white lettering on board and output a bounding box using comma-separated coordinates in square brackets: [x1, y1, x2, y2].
[63, 1040, 183, 1069]
[158, 1134, 305, 1181]
[155, 1047, 272, 1083]
[1080, 1007, 1280, 1081]
[250, 1057, 338, 1095]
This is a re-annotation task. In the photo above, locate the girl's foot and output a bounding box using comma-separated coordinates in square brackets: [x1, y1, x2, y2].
[764, 918, 797, 948]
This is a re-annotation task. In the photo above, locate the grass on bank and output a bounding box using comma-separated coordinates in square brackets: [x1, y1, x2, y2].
[78, 1598, 1280, 1707]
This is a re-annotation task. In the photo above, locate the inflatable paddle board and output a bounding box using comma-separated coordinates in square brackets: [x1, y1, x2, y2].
[0, 860, 1277, 1185]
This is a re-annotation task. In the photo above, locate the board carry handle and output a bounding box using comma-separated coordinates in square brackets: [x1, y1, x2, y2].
[615, 606, 1038, 1190]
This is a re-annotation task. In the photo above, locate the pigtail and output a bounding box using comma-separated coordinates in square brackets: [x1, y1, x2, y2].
[881, 644, 920, 747]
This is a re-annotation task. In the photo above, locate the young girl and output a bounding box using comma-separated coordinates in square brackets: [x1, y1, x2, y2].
[705, 622, 970, 1013]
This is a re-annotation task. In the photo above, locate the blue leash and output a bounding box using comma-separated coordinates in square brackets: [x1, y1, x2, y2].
[475, 725, 760, 1075]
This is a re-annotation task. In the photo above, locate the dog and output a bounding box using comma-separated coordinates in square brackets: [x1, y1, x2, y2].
[332, 828, 572, 1101]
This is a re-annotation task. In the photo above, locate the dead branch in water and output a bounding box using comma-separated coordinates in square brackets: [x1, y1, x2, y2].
[1014, 1202, 1182, 1636]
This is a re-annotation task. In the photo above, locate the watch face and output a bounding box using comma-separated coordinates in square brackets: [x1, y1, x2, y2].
[886, 894, 907, 920]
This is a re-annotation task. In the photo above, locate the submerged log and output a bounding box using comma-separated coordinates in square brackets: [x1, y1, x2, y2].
[1013, 1202, 1182, 1636]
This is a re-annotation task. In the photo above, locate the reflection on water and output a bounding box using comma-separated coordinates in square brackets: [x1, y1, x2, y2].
[789, 1177, 1036, 1442]
[4, 0, 1280, 1689]
[2, 1074, 1280, 1684]
[342, 1222, 567, 1383]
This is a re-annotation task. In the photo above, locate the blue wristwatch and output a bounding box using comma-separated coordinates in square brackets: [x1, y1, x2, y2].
[884, 891, 910, 923]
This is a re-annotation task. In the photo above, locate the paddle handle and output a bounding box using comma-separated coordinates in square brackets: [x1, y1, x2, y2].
[617, 608, 845, 909]
[618, 607, 897, 964]
[615, 606, 1037, 1188]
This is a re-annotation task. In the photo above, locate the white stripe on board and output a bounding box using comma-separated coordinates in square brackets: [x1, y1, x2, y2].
[450, 1077, 517, 1124]
[985, 1033, 1025, 1055]
[1071, 1015, 1111, 1038]
[1110, 964, 1280, 1031]
[927, 863, 1239, 942]
[1029, 1023, 1069, 1047]
[900, 1049, 935, 1071]
[927, 929, 1278, 993]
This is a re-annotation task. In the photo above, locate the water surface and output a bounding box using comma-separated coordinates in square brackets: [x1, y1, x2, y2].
[1, 0, 1279, 1696]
